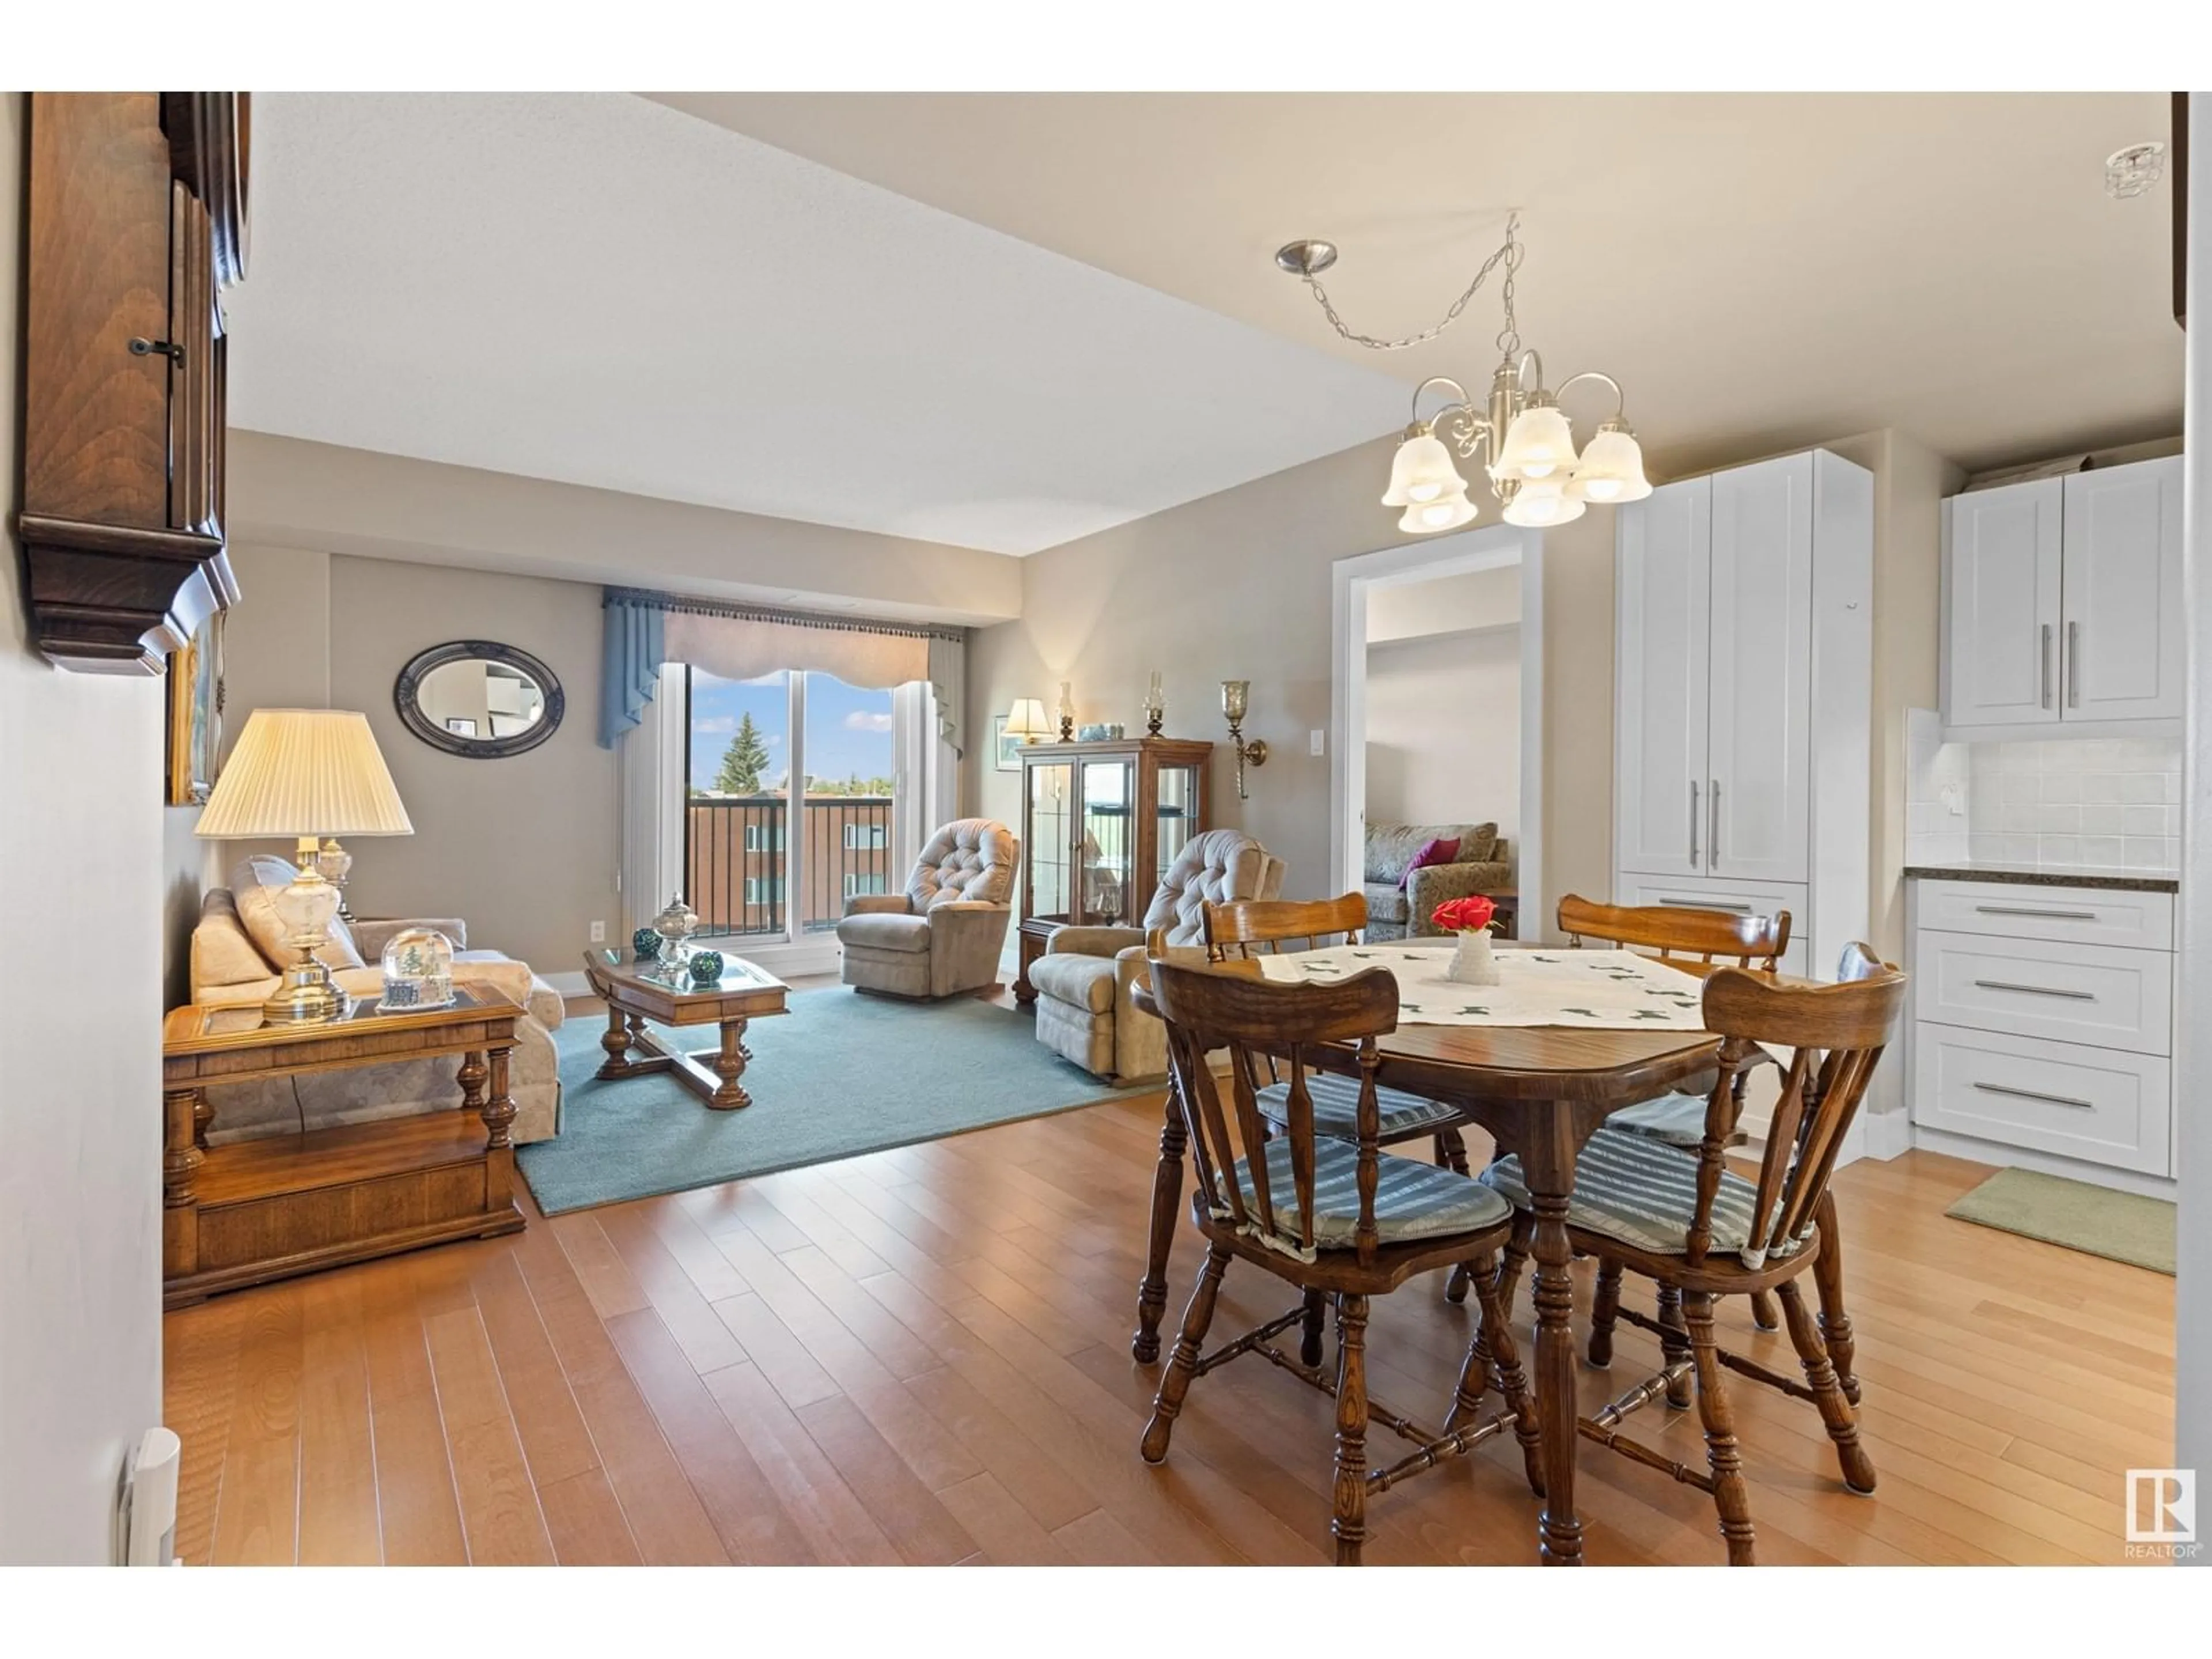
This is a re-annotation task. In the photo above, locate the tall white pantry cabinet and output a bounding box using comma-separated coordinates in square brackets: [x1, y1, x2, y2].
[1613, 449, 1873, 982]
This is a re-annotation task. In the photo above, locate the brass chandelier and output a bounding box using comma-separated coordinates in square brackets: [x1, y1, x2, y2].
[1276, 213, 1652, 533]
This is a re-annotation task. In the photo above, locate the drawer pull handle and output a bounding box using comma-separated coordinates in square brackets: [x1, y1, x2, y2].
[1973, 904, 2100, 921]
[1659, 898, 1754, 914]
[1972, 1081, 2096, 1111]
[1971, 978, 2096, 1001]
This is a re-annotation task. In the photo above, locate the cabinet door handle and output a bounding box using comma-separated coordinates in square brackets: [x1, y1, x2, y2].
[1709, 779, 1721, 873]
[1974, 904, 2099, 921]
[1971, 978, 2096, 1001]
[1688, 780, 1700, 867]
[1972, 1081, 2095, 1111]
[128, 336, 185, 366]
[2067, 621, 2081, 709]
[2040, 624, 2054, 709]
[1661, 897, 1754, 914]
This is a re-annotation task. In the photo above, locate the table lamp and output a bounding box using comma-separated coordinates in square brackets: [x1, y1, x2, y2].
[195, 709, 415, 1023]
[1004, 697, 1051, 750]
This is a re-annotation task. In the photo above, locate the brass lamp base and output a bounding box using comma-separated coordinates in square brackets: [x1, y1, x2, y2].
[262, 953, 351, 1025]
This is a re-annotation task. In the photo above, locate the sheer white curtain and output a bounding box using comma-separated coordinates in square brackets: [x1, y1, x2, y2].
[618, 664, 687, 935]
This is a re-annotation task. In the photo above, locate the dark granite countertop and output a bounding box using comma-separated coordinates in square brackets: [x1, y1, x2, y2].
[1901, 862, 2178, 894]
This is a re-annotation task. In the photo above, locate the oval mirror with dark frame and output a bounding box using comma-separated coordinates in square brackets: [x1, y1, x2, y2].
[394, 641, 565, 759]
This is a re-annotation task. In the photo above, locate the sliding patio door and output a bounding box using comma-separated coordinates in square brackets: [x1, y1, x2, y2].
[680, 666, 919, 954]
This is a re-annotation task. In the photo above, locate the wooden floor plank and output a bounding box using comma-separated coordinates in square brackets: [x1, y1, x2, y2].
[161, 1044, 2176, 1573]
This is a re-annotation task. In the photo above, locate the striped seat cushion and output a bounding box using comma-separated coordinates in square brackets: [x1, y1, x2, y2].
[1603, 1091, 1711, 1148]
[1219, 1138, 1512, 1262]
[1480, 1128, 1806, 1268]
[1255, 1070, 1461, 1141]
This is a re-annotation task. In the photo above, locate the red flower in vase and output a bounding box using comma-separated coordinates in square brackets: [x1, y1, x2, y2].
[1431, 895, 1497, 935]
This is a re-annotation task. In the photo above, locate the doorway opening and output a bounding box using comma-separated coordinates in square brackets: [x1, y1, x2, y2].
[1330, 525, 1544, 942]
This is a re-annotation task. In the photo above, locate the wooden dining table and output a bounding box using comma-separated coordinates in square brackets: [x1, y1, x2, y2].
[1129, 948, 1744, 1567]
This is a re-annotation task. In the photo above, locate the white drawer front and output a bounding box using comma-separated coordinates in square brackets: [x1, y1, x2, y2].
[1613, 876, 1809, 979]
[1911, 1022, 2171, 1175]
[1914, 929, 2172, 1055]
[1912, 879, 2173, 951]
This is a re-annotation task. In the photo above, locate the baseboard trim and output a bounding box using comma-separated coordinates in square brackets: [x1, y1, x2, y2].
[1908, 1124, 2177, 1200]
[543, 969, 592, 999]
[1859, 1109, 1914, 1162]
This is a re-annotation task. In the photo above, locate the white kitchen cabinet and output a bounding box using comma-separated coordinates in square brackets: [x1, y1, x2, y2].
[1613, 449, 1870, 980]
[1614, 476, 1710, 876]
[1906, 874, 2177, 1183]
[1940, 479, 2062, 730]
[1941, 455, 2183, 737]
[2060, 460, 2186, 724]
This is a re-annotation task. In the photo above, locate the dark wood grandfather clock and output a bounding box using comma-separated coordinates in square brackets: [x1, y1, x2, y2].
[16, 92, 249, 673]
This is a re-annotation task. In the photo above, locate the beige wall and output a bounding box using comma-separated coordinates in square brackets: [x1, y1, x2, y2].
[0, 94, 165, 1564]
[230, 431, 1024, 625]
[195, 544, 619, 977]
[964, 435, 1622, 933]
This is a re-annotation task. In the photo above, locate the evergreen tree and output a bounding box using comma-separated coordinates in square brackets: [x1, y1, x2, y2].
[714, 713, 771, 794]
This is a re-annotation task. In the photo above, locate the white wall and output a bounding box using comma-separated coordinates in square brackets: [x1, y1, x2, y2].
[2173, 87, 2209, 1533]
[1363, 624, 1522, 857]
[0, 93, 164, 1565]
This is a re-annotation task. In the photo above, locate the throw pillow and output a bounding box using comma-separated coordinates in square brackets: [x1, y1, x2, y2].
[1400, 836, 1461, 889]
[229, 855, 368, 972]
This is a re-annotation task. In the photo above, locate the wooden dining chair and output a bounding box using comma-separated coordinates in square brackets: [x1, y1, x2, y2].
[1480, 944, 1906, 1565]
[1558, 893, 1792, 1338]
[1135, 957, 1539, 1565]
[1206, 892, 1487, 1334]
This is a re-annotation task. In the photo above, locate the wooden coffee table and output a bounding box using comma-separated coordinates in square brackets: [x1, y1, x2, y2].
[582, 948, 789, 1110]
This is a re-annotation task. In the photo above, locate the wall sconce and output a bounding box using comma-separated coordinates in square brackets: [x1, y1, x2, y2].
[1221, 680, 1268, 800]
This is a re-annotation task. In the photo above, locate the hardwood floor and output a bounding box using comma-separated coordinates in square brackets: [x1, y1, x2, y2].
[162, 1084, 2176, 1566]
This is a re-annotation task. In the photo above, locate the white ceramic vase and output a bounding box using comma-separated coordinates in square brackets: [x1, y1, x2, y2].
[1445, 927, 1500, 986]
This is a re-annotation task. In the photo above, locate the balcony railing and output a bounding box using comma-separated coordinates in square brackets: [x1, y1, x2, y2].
[685, 796, 896, 938]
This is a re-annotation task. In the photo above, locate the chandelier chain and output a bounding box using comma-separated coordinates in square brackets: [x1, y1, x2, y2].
[1298, 213, 1522, 355]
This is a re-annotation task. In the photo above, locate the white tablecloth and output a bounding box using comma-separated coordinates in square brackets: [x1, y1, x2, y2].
[1254, 945, 1709, 1029]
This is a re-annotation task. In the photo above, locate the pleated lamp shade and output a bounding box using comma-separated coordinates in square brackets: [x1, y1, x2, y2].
[195, 710, 415, 840]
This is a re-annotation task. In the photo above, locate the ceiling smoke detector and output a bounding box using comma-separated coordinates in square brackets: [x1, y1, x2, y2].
[2105, 142, 2166, 199]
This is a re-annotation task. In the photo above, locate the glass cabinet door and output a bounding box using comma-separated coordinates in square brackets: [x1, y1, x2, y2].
[1077, 757, 1134, 926]
[1026, 760, 1074, 925]
[1155, 762, 1200, 892]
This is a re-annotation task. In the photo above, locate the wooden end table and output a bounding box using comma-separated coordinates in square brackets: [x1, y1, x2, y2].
[582, 948, 789, 1109]
[161, 985, 525, 1309]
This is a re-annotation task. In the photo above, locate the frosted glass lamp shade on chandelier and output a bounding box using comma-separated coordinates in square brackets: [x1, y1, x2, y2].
[1277, 212, 1653, 533]
[195, 709, 415, 1023]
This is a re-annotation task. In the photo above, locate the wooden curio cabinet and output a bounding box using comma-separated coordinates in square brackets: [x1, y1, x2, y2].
[1012, 735, 1213, 1005]
[17, 92, 249, 673]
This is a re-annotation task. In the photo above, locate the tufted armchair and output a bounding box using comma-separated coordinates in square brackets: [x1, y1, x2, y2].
[1029, 828, 1285, 1081]
[836, 817, 1022, 999]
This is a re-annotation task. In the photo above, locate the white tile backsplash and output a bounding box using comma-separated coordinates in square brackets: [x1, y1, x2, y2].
[1905, 710, 2181, 874]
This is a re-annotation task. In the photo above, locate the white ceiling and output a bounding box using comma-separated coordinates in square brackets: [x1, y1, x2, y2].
[657, 92, 2186, 480]
[224, 92, 1412, 557]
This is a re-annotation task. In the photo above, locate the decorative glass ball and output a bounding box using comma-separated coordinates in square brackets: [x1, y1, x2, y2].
[632, 926, 661, 961]
[687, 949, 725, 987]
[379, 927, 456, 1011]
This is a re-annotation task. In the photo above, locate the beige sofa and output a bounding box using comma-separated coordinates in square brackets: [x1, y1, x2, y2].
[187, 856, 565, 1146]
[836, 818, 1021, 999]
[1362, 821, 1513, 940]
[1030, 829, 1284, 1081]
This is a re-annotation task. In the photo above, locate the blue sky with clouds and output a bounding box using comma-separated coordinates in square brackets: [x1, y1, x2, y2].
[687, 669, 895, 793]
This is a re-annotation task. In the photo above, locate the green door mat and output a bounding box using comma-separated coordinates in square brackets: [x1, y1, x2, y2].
[1945, 1166, 2175, 1275]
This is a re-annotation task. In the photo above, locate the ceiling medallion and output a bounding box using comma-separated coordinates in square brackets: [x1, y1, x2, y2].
[1275, 212, 1652, 533]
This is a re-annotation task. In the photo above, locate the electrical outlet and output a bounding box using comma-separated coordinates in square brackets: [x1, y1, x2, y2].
[1309, 729, 1325, 757]
[589, 921, 605, 942]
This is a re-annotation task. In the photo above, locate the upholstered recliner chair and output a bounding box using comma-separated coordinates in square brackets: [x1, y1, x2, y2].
[837, 817, 1021, 999]
[1030, 829, 1285, 1081]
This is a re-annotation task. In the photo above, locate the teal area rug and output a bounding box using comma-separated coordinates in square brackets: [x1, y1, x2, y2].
[517, 989, 1145, 1216]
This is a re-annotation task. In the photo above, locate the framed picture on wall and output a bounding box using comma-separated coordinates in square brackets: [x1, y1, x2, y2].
[445, 717, 480, 737]
[993, 715, 1026, 772]
[164, 611, 225, 806]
